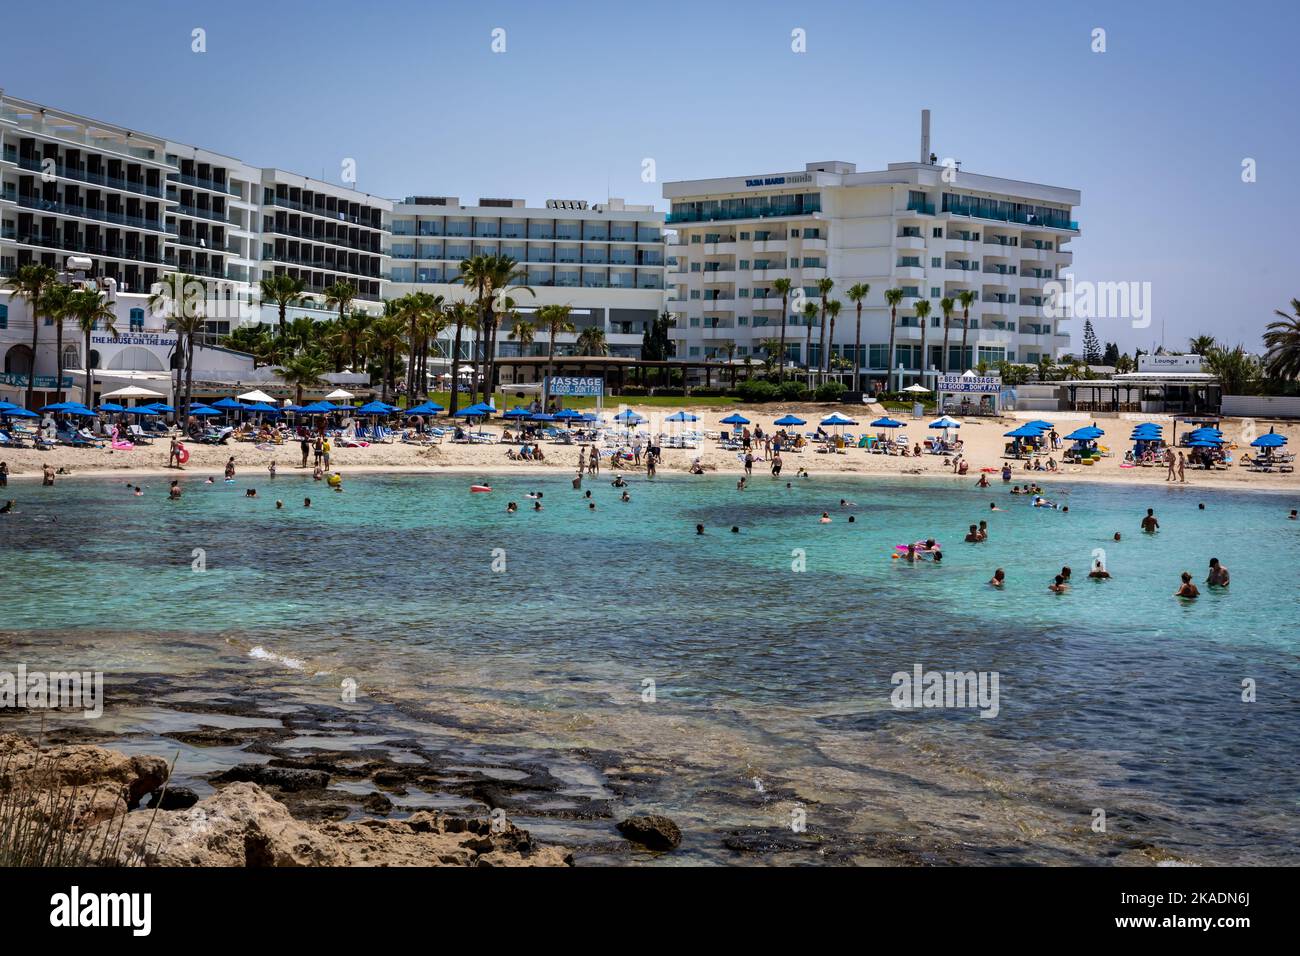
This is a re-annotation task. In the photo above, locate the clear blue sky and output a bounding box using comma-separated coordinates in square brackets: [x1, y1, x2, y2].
[4, 0, 1297, 352]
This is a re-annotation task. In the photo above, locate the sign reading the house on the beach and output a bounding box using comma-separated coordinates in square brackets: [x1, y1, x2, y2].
[938, 375, 1001, 393]
[92, 332, 178, 347]
[546, 376, 604, 397]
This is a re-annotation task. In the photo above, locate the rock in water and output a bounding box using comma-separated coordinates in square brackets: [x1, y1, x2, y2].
[148, 786, 200, 811]
[617, 814, 682, 851]
[213, 763, 330, 792]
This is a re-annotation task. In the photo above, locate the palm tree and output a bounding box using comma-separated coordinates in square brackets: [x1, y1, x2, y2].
[66, 288, 118, 407]
[957, 289, 977, 375]
[846, 283, 870, 393]
[4, 264, 57, 409]
[275, 354, 327, 406]
[772, 277, 793, 381]
[825, 300, 842, 381]
[817, 277, 834, 378]
[413, 294, 446, 400]
[446, 300, 476, 414]
[508, 317, 536, 355]
[150, 272, 208, 413]
[723, 341, 738, 388]
[456, 254, 532, 404]
[939, 296, 956, 375]
[576, 326, 608, 356]
[1263, 299, 1300, 380]
[883, 288, 904, 393]
[1036, 354, 1057, 383]
[536, 304, 576, 410]
[1204, 344, 1260, 395]
[339, 309, 372, 373]
[366, 315, 407, 403]
[914, 299, 932, 389]
[801, 301, 819, 378]
[323, 281, 356, 327]
[1188, 334, 1218, 356]
[43, 282, 73, 404]
[259, 273, 306, 345]
[759, 337, 783, 377]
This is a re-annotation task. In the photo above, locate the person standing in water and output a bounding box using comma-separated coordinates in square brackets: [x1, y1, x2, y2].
[1206, 558, 1230, 588]
[1174, 571, 1199, 599]
[1141, 508, 1159, 533]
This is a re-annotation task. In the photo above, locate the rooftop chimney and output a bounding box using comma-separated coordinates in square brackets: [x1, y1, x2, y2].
[920, 109, 931, 164]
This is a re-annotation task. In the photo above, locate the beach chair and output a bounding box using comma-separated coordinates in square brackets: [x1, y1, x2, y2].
[127, 424, 154, 445]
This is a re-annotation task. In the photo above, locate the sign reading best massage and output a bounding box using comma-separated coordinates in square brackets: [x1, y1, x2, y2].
[546, 376, 604, 397]
[938, 375, 1001, 393]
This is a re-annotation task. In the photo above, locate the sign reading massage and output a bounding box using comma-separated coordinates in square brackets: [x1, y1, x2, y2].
[938, 375, 1001, 393]
[546, 376, 604, 397]
[92, 332, 178, 348]
[743, 172, 813, 188]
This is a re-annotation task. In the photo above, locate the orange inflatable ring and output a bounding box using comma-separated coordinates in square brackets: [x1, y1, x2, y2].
[176, 443, 190, 464]
[470, 484, 492, 493]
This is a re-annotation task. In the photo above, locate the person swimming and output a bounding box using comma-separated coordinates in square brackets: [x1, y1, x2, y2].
[620, 491, 631, 502]
[695, 524, 705, 535]
[1088, 560, 1111, 580]
[0, 500, 15, 514]
[730, 526, 739, 533]
[990, 501, 1005, 512]
[1048, 574, 1068, 593]
[533, 500, 542, 511]
[245, 488, 257, 498]
[965, 524, 981, 543]
[819, 512, 832, 523]
[275, 500, 283, 509]
[506, 502, 518, 513]
[989, 568, 1005, 588]
[1141, 508, 1159, 533]
[169, 481, 182, 500]
[1175, 571, 1199, 599]
[304, 497, 312, 507]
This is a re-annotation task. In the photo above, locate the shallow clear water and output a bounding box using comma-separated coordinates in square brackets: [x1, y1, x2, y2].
[2, 471, 1298, 864]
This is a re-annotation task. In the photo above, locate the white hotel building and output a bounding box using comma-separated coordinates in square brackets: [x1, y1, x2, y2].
[664, 145, 1079, 389]
[1, 91, 666, 403]
[386, 196, 666, 376]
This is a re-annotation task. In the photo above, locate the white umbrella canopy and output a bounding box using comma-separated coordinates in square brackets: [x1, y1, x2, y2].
[237, 389, 276, 403]
[903, 383, 932, 394]
[324, 388, 355, 400]
[101, 385, 165, 399]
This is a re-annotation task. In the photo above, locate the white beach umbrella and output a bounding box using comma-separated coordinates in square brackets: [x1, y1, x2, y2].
[238, 389, 277, 403]
[903, 383, 932, 394]
[101, 385, 165, 399]
[324, 388, 355, 400]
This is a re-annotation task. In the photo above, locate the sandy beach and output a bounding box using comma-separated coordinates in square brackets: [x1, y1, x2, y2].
[2, 402, 1298, 495]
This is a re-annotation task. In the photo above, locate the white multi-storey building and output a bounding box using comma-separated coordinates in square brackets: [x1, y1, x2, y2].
[386, 196, 665, 377]
[2, 91, 667, 402]
[664, 132, 1079, 389]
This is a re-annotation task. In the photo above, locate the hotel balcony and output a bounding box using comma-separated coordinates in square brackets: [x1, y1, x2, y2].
[799, 237, 827, 252]
[701, 269, 736, 283]
[894, 266, 925, 282]
[895, 234, 925, 251]
[701, 241, 737, 256]
[752, 267, 791, 282]
[752, 239, 788, 254]
[801, 266, 828, 280]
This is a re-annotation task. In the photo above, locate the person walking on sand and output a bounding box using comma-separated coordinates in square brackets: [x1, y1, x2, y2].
[313, 436, 324, 468]
[168, 435, 184, 469]
[0, 461, 8, 488]
[225, 457, 236, 480]
[1165, 448, 1176, 482]
[1177, 451, 1186, 483]
[322, 438, 331, 471]
[299, 434, 310, 468]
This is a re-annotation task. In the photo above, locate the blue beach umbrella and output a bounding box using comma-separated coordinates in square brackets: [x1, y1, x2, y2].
[613, 409, 644, 423]
[928, 416, 961, 429]
[580, 412, 599, 422]
[501, 407, 530, 419]
[1, 407, 38, 418]
[356, 400, 395, 415]
[554, 408, 584, 420]
[1026, 420, 1055, 430]
[404, 401, 444, 416]
[1251, 428, 1287, 449]
[96, 402, 127, 413]
[1066, 425, 1105, 441]
[1005, 424, 1046, 438]
[529, 412, 556, 422]
[1186, 439, 1221, 448]
[871, 417, 904, 428]
[210, 397, 245, 410]
[664, 410, 699, 422]
[190, 406, 222, 417]
[39, 402, 81, 413]
[0, 400, 20, 411]
[246, 402, 281, 414]
[719, 413, 750, 426]
[773, 414, 806, 427]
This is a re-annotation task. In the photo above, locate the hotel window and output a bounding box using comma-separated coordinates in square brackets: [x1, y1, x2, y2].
[129, 308, 145, 331]
[932, 228, 943, 238]
[688, 346, 700, 357]
[738, 316, 749, 325]
[739, 260, 749, 269]
[789, 258, 797, 268]
[931, 257, 941, 268]
[930, 287, 941, 298]
[690, 290, 700, 299]
[689, 317, 700, 327]
[690, 262, 700, 272]
[737, 346, 749, 356]
[790, 229, 799, 237]
[739, 232, 750, 240]
[691, 235, 700, 243]
[805, 228, 820, 239]
[739, 289, 749, 297]
[869, 344, 889, 368]
[0, 305, 6, 329]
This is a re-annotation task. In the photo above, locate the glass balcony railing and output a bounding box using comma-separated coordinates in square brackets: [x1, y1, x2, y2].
[943, 195, 1077, 231]
[15, 193, 166, 232]
[667, 195, 821, 225]
[906, 198, 936, 215]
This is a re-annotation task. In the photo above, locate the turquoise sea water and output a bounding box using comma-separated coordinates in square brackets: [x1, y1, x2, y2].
[2, 471, 1298, 864]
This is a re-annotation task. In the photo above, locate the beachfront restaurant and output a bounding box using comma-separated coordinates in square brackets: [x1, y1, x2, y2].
[1059, 370, 1222, 415]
